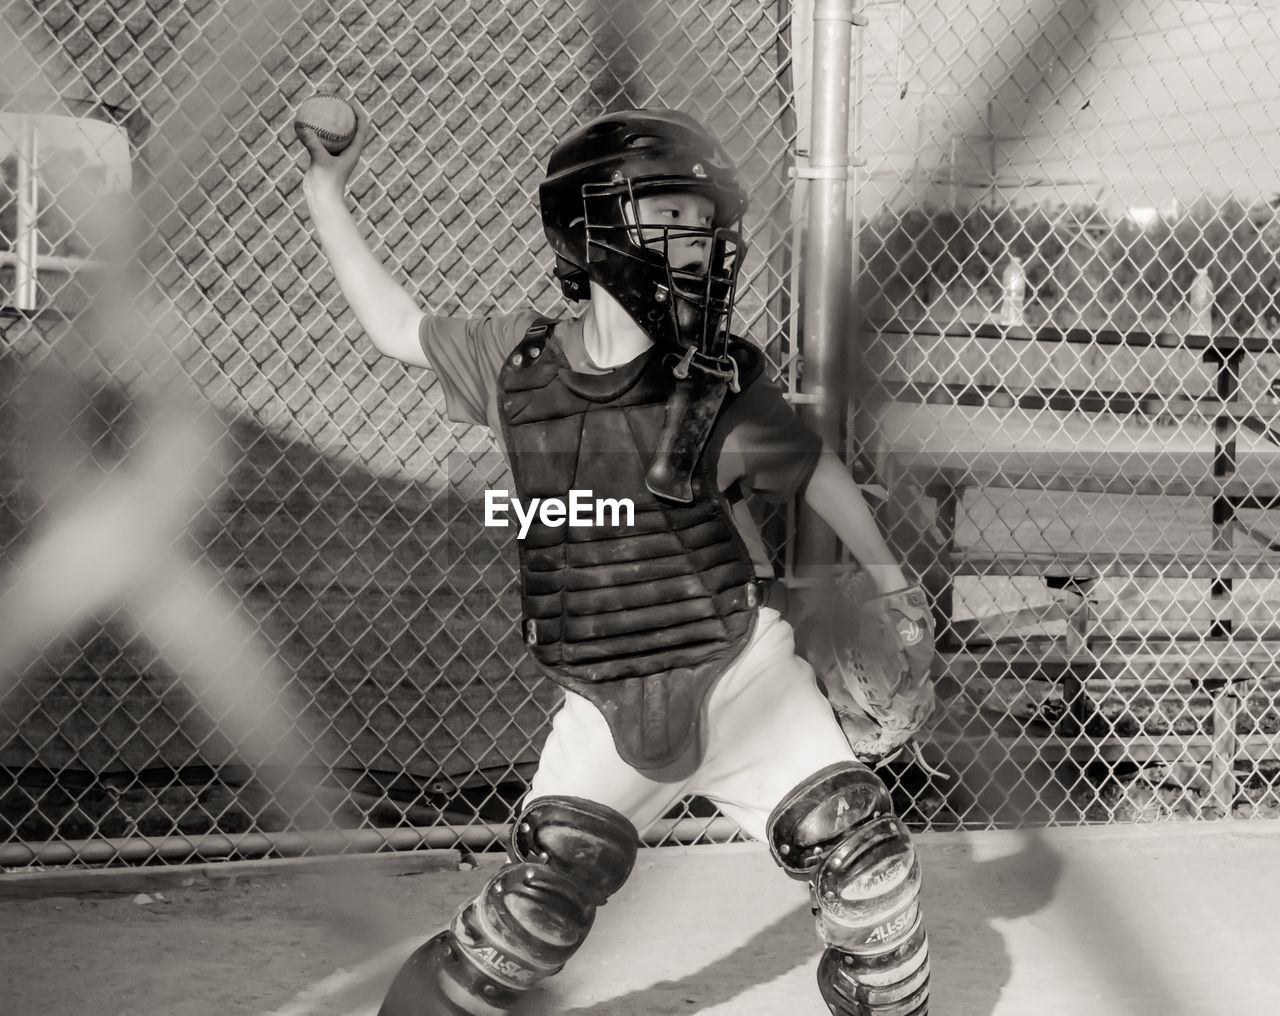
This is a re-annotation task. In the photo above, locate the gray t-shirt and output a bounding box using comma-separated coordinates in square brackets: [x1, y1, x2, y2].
[418, 310, 823, 576]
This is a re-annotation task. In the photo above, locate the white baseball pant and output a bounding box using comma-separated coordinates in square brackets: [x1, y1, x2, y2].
[521, 605, 860, 841]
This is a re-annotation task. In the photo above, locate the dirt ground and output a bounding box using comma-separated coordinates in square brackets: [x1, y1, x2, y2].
[4, 820, 1280, 1016]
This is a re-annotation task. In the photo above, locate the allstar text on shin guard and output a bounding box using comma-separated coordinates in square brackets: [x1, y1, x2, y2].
[484, 489, 635, 539]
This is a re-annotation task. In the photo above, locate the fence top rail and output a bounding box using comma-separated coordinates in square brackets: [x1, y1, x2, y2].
[868, 316, 1280, 355]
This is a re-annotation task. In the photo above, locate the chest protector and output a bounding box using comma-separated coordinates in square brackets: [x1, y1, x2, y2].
[497, 319, 765, 772]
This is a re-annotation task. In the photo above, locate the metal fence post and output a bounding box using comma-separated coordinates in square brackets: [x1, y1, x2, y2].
[793, 0, 866, 574]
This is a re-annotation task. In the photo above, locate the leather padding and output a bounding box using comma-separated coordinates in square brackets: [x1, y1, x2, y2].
[497, 319, 765, 770]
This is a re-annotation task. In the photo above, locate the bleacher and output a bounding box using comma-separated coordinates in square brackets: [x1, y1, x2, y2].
[862, 305, 1280, 814]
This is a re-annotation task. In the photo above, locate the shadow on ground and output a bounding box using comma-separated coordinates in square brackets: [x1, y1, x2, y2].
[542, 829, 1063, 1016]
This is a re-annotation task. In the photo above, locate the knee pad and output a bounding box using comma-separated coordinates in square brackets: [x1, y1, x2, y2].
[767, 763, 929, 1016]
[508, 795, 639, 904]
[442, 797, 639, 1008]
[766, 761, 893, 879]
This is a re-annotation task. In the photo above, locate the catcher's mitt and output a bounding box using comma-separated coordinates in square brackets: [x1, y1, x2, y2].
[801, 569, 938, 764]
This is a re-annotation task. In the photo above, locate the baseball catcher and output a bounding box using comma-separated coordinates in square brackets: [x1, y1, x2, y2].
[298, 106, 934, 1016]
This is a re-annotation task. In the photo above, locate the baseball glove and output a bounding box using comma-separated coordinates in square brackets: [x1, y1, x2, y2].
[802, 569, 938, 764]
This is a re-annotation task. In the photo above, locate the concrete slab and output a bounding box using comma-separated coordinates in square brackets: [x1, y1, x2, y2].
[3, 822, 1279, 1016]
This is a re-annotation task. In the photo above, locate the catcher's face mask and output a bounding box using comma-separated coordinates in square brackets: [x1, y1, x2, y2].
[538, 108, 749, 359]
[579, 180, 745, 358]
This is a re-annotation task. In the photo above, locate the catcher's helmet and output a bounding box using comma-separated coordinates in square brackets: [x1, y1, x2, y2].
[538, 109, 748, 355]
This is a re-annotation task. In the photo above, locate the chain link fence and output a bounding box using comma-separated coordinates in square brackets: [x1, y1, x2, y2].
[855, 0, 1280, 827]
[3, 0, 1280, 870]
[0, 0, 803, 867]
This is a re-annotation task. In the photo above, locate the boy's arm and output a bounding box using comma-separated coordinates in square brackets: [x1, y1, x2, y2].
[802, 448, 909, 593]
[714, 373, 909, 593]
[296, 104, 535, 424]
[297, 109, 426, 367]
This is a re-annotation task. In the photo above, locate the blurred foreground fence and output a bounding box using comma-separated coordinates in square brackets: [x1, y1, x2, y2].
[3, 0, 1280, 870]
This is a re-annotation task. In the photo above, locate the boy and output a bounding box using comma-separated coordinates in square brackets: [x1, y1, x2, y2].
[298, 106, 931, 1016]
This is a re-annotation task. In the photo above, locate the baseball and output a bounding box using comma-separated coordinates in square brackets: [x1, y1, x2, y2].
[294, 93, 357, 155]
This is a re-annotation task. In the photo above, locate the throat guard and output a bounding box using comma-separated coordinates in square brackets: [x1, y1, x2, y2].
[496, 319, 766, 771]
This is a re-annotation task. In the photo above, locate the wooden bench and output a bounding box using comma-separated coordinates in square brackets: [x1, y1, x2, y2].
[861, 317, 1280, 811]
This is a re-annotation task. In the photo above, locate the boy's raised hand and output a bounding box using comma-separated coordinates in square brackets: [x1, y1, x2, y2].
[295, 104, 370, 196]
